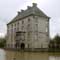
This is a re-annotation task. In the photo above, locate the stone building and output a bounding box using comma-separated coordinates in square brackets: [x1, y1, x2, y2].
[6, 3, 50, 50]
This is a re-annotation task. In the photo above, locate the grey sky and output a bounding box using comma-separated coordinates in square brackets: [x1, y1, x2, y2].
[0, 0, 60, 38]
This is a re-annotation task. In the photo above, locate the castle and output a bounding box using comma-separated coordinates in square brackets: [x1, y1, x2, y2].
[6, 3, 50, 51]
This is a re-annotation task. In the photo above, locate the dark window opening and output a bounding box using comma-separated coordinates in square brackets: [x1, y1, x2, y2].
[21, 43, 25, 49]
[28, 18, 30, 22]
[22, 20, 24, 24]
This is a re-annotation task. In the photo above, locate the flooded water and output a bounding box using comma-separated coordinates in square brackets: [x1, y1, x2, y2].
[0, 49, 60, 60]
[49, 56, 60, 60]
[0, 49, 6, 60]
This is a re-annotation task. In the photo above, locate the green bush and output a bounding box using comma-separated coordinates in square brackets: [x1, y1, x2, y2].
[0, 37, 6, 48]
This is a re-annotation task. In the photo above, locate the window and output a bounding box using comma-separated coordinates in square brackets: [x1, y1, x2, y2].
[35, 16, 38, 23]
[41, 44, 43, 48]
[11, 32, 13, 42]
[35, 32, 38, 35]
[11, 44, 13, 47]
[36, 24, 38, 27]
[8, 44, 10, 47]
[22, 20, 24, 24]
[7, 30, 9, 38]
[11, 29, 13, 33]
[28, 24, 30, 27]
[17, 27, 19, 31]
[17, 23, 19, 31]
[16, 22, 19, 31]
[46, 27, 48, 32]
[35, 32, 38, 40]
[35, 24, 38, 32]
[21, 33, 25, 41]
[17, 22, 19, 27]
[33, 16, 35, 18]
[14, 28, 16, 32]
[35, 34, 38, 40]
[46, 21, 49, 28]
[11, 24, 13, 28]
[33, 16, 38, 22]
[27, 24, 30, 31]
[22, 26, 24, 30]
[15, 23, 16, 27]
[35, 19, 38, 22]
[28, 18, 30, 22]
[27, 24, 30, 29]
[28, 32, 30, 41]
[18, 22, 19, 25]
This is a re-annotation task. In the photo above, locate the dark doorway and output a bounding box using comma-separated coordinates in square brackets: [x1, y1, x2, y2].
[21, 43, 25, 49]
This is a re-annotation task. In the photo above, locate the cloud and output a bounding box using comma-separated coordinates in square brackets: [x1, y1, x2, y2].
[0, 33, 5, 37]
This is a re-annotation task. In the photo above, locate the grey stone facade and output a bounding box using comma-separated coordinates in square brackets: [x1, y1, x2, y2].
[6, 3, 50, 50]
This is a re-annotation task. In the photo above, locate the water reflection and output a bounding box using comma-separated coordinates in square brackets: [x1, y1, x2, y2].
[49, 56, 56, 60]
[0, 49, 60, 60]
[0, 49, 6, 60]
[6, 51, 49, 60]
[49, 56, 60, 60]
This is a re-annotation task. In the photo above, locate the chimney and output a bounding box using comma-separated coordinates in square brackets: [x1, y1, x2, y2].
[17, 11, 20, 15]
[27, 6, 31, 9]
[33, 3, 37, 7]
[21, 10, 24, 12]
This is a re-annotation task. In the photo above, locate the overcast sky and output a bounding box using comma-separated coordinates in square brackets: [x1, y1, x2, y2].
[0, 0, 60, 38]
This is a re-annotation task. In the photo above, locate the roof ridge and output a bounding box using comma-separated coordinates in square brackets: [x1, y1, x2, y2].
[7, 3, 49, 25]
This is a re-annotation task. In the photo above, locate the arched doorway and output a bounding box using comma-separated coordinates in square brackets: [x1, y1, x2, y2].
[21, 43, 25, 49]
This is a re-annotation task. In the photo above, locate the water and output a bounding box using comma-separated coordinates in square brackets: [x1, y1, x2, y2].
[0, 49, 60, 60]
[0, 49, 6, 60]
[49, 56, 60, 60]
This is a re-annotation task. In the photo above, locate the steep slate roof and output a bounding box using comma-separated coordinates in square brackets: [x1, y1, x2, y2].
[7, 3, 49, 25]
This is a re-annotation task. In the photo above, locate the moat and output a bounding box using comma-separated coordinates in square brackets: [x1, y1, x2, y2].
[0, 49, 60, 60]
